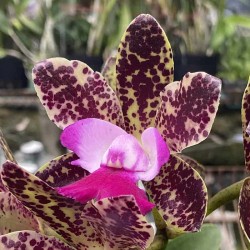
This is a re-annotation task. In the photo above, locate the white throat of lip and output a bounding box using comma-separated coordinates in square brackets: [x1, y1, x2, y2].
[138, 181, 156, 235]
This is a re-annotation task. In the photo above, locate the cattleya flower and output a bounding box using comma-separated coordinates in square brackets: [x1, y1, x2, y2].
[1, 14, 222, 249]
[58, 118, 170, 215]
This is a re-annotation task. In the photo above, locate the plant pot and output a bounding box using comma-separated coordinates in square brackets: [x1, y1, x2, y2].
[66, 54, 103, 72]
[174, 54, 219, 81]
[220, 80, 246, 110]
[0, 55, 28, 89]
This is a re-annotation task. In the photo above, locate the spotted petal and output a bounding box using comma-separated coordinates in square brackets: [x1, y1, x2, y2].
[116, 14, 174, 138]
[239, 177, 250, 244]
[101, 56, 116, 92]
[177, 154, 205, 179]
[1, 161, 103, 249]
[155, 72, 221, 152]
[35, 152, 88, 187]
[32, 57, 124, 129]
[82, 196, 155, 250]
[0, 192, 39, 234]
[144, 154, 208, 238]
[0, 231, 74, 250]
[242, 76, 250, 171]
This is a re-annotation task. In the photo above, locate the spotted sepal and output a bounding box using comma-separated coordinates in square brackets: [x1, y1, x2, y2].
[242, 76, 250, 171]
[155, 72, 221, 152]
[144, 154, 208, 238]
[0, 192, 39, 234]
[1, 161, 103, 249]
[116, 14, 174, 138]
[82, 196, 155, 250]
[35, 152, 89, 187]
[0, 230, 75, 250]
[177, 154, 205, 179]
[32, 57, 124, 130]
[239, 177, 250, 244]
[101, 56, 116, 92]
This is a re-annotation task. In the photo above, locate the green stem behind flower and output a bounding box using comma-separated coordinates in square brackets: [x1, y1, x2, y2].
[0, 128, 17, 164]
[147, 230, 168, 250]
[206, 179, 244, 216]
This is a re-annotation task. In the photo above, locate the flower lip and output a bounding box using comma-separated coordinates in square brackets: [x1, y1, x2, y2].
[57, 166, 155, 215]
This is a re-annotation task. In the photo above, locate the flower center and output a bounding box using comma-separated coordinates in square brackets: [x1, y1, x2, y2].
[101, 134, 150, 172]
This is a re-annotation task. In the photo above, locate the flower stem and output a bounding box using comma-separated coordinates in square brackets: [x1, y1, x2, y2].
[206, 179, 244, 216]
[0, 128, 17, 164]
[147, 230, 168, 250]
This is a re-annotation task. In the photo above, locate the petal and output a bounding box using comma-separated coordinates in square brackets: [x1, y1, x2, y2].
[0, 231, 74, 250]
[35, 152, 89, 187]
[0, 192, 39, 234]
[144, 154, 208, 238]
[82, 196, 155, 250]
[60, 118, 127, 173]
[136, 127, 170, 181]
[101, 56, 116, 92]
[239, 177, 250, 243]
[32, 57, 124, 129]
[177, 154, 205, 179]
[101, 134, 149, 172]
[242, 76, 250, 171]
[116, 14, 174, 138]
[58, 167, 154, 215]
[155, 72, 221, 152]
[1, 161, 103, 249]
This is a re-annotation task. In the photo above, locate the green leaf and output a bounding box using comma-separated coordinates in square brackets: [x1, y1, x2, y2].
[19, 14, 43, 34]
[165, 224, 221, 250]
[226, 15, 250, 28]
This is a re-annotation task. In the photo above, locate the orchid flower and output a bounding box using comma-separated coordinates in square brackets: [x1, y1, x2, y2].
[1, 14, 222, 249]
[57, 118, 170, 216]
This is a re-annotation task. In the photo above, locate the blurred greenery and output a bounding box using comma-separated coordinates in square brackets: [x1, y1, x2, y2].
[86, 0, 149, 57]
[146, 0, 224, 55]
[211, 14, 250, 82]
[0, 0, 249, 83]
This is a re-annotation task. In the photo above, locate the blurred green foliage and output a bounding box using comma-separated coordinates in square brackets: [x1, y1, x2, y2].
[0, 0, 249, 83]
[211, 14, 250, 82]
[86, 0, 149, 57]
